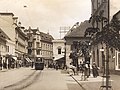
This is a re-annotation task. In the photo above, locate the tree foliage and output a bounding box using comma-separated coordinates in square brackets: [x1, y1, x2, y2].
[85, 14, 120, 51]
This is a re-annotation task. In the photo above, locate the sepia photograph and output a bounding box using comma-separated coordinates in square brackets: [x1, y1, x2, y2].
[0, 0, 120, 90]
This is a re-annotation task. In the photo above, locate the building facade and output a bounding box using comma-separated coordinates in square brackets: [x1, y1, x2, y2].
[112, 11, 120, 73]
[0, 28, 10, 69]
[52, 39, 66, 68]
[90, 0, 120, 73]
[25, 27, 54, 65]
[0, 12, 28, 68]
[64, 21, 91, 66]
[15, 25, 28, 67]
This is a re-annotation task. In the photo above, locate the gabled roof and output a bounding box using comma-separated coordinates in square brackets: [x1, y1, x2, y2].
[0, 28, 10, 40]
[26, 27, 54, 43]
[64, 20, 92, 38]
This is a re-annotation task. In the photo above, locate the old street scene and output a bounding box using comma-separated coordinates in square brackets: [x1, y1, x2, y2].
[0, 0, 120, 90]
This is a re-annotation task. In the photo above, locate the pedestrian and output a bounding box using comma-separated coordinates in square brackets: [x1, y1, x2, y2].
[92, 62, 99, 78]
[79, 61, 83, 73]
[55, 63, 59, 70]
[69, 63, 76, 75]
[80, 62, 89, 81]
[31, 61, 34, 68]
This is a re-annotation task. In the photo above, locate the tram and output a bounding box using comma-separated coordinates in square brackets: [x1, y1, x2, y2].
[35, 57, 44, 70]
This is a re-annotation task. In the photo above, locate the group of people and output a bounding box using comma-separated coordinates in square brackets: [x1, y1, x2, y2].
[46, 62, 60, 70]
[69, 61, 99, 78]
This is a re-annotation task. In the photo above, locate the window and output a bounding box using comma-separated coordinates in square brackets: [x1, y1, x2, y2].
[37, 36, 39, 40]
[58, 48, 61, 54]
[28, 49, 32, 55]
[28, 42, 32, 47]
[6, 46, 9, 52]
[36, 42, 40, 48]
[37, 50, 40, 55]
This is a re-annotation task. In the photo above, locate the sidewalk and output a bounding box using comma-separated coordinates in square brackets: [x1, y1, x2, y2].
[72, 73, 120, 90]
[0, 67, 34, 89]
[71, 74, 103, 90]
[61, 70, 120, 90]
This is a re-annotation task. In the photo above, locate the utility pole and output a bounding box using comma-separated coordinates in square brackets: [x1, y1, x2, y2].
[59, 26, 70, 39]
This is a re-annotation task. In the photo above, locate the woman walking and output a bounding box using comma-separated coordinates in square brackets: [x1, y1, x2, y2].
[92, 62, 99, 78]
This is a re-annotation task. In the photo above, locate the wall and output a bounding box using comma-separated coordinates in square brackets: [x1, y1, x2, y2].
[52, 39, 65, 61]
[6, 39, 15, 56]
[0, 14, 16, 42]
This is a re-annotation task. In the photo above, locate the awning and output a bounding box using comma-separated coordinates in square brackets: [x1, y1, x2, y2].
[54, 56, 64, 61]
[28, 58, 32, 62]
[12, 57, 17, 61]
[25, 58, 32, 62]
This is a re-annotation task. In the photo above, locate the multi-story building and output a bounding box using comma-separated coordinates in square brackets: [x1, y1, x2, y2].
[15, 24, 28, 66]
[25, 27, 42, 59]
[64, 21, 91, 66]
[111, 11, 120, 73]
[90, 0, 120, 73]
[40, 32, 53, 63]
[0, 13, 16, 56]
[0, 28, 10, 69]
[0, 12, 28, 68]
[25, 27, 54, 65]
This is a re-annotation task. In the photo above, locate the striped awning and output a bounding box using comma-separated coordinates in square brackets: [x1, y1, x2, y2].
[25, 58, 32, 62]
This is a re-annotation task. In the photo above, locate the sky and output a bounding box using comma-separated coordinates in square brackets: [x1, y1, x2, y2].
[0, 0, 119, 39]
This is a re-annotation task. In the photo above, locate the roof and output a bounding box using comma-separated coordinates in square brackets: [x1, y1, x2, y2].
[0, 28, 10, 40]
[64, 20, 92, 38]
[112, 10, 120, 19]
[26, 27, 54, 43]
[40, 32, 54, 42]
[15, 26, 27, 39]
[52, 39, 65, 43]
